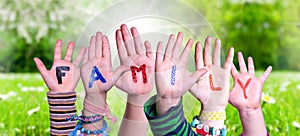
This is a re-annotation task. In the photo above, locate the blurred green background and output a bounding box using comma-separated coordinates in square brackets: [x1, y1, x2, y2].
[0, 0, 300, 135]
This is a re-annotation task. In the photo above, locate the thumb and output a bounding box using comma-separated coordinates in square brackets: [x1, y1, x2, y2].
[33, 57, 48, 77]
[186, 68, 207, 89]
[112, 65, 129, 84]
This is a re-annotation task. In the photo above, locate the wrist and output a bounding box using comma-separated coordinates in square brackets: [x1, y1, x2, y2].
[83, 94, 107, 116]
[201, 105, 226, 112]
[81, 115, 104, 131]
[238, 106, 263, 120]
[198, 105, 226, 129]
[238, 106, 267, 136]
[84, 93, 106, 103]
[49, 88, 74, 92]
[123, 95, 149, 121]
[156, 96, 181, 116]
[127, 93, 150, 106]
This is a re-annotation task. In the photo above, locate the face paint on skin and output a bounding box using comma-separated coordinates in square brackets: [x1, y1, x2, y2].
[130, 64, 147, 83]
[89, 66, 107, 88]
[209, 74, 222, 91]
[237, 78, 252, 99]
[170, 66, 176, 85]
[56, 66, 70, 84]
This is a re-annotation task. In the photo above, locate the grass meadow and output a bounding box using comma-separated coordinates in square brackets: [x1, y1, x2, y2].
[0, 71, 300, 136]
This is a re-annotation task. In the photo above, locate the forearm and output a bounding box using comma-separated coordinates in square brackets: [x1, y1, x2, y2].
[47, 91, 77, 136]
[239, 107, 268, 136]
[82, 94, 106, 130]
[119, 94, 149, 136]
[156, 95, 180, 116]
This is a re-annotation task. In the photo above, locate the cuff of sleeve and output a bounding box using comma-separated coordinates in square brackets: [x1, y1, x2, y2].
[144, 95, 186, 135]
[47, 91, 77, 136]
[47, 91, 76, 106]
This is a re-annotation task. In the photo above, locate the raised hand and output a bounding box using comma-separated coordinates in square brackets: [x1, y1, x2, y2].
[190, 37, 234, 111]
[155, 32, 207, 115]
[114, 24, 155, 96]
[229, 52, 272, 111]
[81, 32, 121, 95]
[34, 40, 85, 92]
[229, 52, 272, 136]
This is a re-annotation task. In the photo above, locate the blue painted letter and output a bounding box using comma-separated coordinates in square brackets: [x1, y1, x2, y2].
[170, 66, 176, 85]
[89, 66, 106, 88]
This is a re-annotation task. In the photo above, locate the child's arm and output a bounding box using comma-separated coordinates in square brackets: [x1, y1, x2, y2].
[79, 32, 125, 133]
[229, 52, 272, 136]
[188, 37, 234, 135]
[114, 24, 155, 136]
[33, 40, 85, 135]
[145, 32, 207, 135]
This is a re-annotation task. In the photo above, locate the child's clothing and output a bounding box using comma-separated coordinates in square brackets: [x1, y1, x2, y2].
[47, 91, 77, 135]
[144, 95, 197, 136]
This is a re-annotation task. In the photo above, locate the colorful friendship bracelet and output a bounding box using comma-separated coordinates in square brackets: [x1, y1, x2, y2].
[191, 116, 227, 136]
[199, 111, 226, 121]
[69, 120, 109, 136]
[66, 114, 104, 124]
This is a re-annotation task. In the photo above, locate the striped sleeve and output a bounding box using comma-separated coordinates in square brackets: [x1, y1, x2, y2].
[144, 95, 197, 136]
[47, 91, 77, 136]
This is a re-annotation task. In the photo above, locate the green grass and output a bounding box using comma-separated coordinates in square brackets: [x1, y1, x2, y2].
[0, 72, 299, 135]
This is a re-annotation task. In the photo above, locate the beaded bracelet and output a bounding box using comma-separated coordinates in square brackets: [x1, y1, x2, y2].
[66, 114, 103, 124]
[191, 115, 226, 136]
[69, 120, 109, 136]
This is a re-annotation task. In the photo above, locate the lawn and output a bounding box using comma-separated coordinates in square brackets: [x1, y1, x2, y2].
[0, 72, 299, 135]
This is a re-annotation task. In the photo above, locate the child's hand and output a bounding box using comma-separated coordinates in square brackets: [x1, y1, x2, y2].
[229, 52, 272, 112]
[229, 52, 272, 136]
[190, 37, 234, 111]
[114, 24, 155, 104]
[34, 40, 85, 92]
[81, 32, 118, 96]
[155, 32, 207, 115]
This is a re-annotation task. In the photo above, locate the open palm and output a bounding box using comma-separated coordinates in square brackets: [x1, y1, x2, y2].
[81, 32, 117, 95]
[34, 40, 85, 92]
[190, 37, 234, 111]
[156, 32, 207, 99]
[115, 24, 155, 95]
[229, 52, 272, 111]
